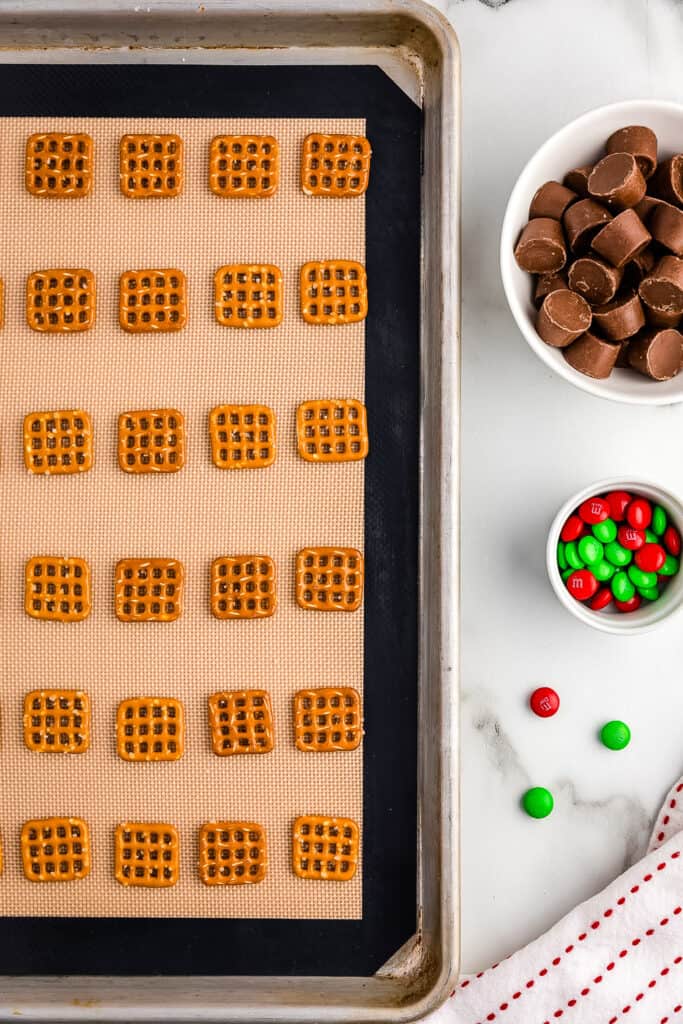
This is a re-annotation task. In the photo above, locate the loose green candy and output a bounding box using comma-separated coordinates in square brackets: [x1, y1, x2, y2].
[578, 536, 604, 566]
[600, 720, 631, 751]
[562, 567, 573, 581]
[628, 565, 658, 589]
[638, 585, 660, 600]
[592, 518, 617, 544]
[557, 541, 568, 571]
[612, 571, 635, 602]
[659, 554, 680, 577]
[604, 541, 632, 567]
[652, 505, 667, 536]
[645, 528, 658, 544]
[593, 559, 615, 582]
[522, 787, 554, 819]
[565, 541, 585, 571]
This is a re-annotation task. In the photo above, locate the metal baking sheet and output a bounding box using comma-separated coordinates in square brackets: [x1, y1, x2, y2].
[0, 1, 460, 1020]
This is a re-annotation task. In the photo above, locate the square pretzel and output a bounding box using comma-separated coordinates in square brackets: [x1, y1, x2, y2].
[292, 815, 359, 881]
[24, 409, 93, 475]
[115, 559, 184, 622]
[295, 548, 364, 612]
[199, 822, 268, 885]
[25, 133, 93, 197]
[300, 261, 368, 325]
[214, 265, 283, 328]
[27, 269, 95, 332]
[301, 133, 372, 197]
[118, 409, 184, 474]
[23, 690, 91, 754]
[120, 134, 183, 198]
[209, 404, 276, 469]
[208, 690, 274, 756]
[25, 557, 91, 622]
[296, 399, 369, 463]
[119, 269, 187, 333]
[209, 136, 279, 198]
[294, 688, 362, 753]
[211, 556, 276, 620]
[21, 817, 91, 882]
[116, 697, 185, 761]
[115, 822, 179, 887]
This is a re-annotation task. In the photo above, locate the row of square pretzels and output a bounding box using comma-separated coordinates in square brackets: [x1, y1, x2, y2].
[3, 813, 360, 885]
[21, 689, 362, 757]
[25, 551, 364, 622]
[23, 402, 368, 475]
[8, 262, 367, 332]
[25, 131, 372, 199]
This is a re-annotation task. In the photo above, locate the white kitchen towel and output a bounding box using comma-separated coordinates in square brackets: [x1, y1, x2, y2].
[436, 776, 683, 1024]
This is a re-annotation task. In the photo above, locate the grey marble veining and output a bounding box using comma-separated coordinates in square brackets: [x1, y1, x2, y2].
[430, 0, 683, 975]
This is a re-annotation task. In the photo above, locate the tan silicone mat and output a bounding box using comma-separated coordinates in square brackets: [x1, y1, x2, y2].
[0, 117, 364, 918]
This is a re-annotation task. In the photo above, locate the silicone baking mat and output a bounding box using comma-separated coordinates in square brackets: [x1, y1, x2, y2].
[0, 64, 420, 977]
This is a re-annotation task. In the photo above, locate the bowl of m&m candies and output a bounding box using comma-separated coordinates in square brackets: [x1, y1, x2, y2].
[547, 479, 683, 633]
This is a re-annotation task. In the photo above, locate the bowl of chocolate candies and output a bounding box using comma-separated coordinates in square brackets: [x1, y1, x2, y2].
[547, 479, 683, 634]
[501, 100, 683, 404]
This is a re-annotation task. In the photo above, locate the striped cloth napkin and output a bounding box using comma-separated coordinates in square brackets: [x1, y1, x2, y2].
[435, 776, 683, 1024]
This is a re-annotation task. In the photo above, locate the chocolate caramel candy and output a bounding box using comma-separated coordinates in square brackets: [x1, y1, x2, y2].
[514, 218, 567, 274]
[534, 272, 567, 307]
[563, 329, 621, 379]
[653, 155, 683, 205]
[616, 339, 632, 368]
[634, 195, 669, 223]
[588, 153, 646, 210]
[628, 328, 683, 380]
[591, 209, 651, 268]
[638, 255, 683, 327]
[649, 203, 683, 256]
[605, 126, 658, 179]
[592, 292, 645, 341]
[568, 256, 622, 305]
[529, 181, 577, 220]
[623, 245, 657, 291]
[536, 289, 592, 348]
[563, 166, 592, 197]
[563, 199, 612, 254]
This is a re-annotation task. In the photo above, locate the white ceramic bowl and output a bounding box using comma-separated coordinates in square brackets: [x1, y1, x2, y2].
[501, 99, 683, 405]
[547, 478, 683, 634]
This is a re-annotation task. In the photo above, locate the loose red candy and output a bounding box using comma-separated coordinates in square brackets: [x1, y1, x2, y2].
[664, 525, 681, 556]
[626, 497, 652, 530]
[605, 490, 632, 522]
[635, 543, 666, 573]
[617, 525, 645, 551]
[615, 595, 642, 613]
[578, 497, 610, 525]
[590, 587, 612, 611]
[566, 569, 599, 601]
[561, 514, 585, 543]
[530, 687, 560, 718]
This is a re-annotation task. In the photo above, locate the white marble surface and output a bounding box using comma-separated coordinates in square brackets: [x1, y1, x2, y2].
[428, 0, 683, 977]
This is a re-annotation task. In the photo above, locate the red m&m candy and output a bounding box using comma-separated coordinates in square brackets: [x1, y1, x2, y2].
[617, 525, 645, 551]
[566, 569, 599, 601]
[578, 497, 610, 524]
[626, 497, 652, 530]
[615, 594, 642, 613]
[530, 687, 560, 718]
[635, 543, 666, 573]
[561, 515, 584, 542]
[664, 525, 681, 557]
[605, 490, 632, 522]
[590, 587, 612, 611]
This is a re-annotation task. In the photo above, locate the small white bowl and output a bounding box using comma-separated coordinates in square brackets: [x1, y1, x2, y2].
[547, 478, 683, 634]
[501, 99, 683, 405]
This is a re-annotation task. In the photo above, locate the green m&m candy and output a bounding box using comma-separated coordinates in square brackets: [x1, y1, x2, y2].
[605, 541, 632, 567]
[600, 720, 631, 751]
[645, 528, 658, 544]
[565, 541, 585, 571]
[522, 787, 554, 819]
[659, 554, 680, 577]
[592, 518, 617, 544]
[628, 565, 658, 590]
[612, 571, 635, 602]
[652, 505, 667, 536]
[593, 559, 615, 582]
[561, 567, 573, 582]
[578, 536, 604, 566]
[638, 585, 660, 600]
[557, 541, 568, 571]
